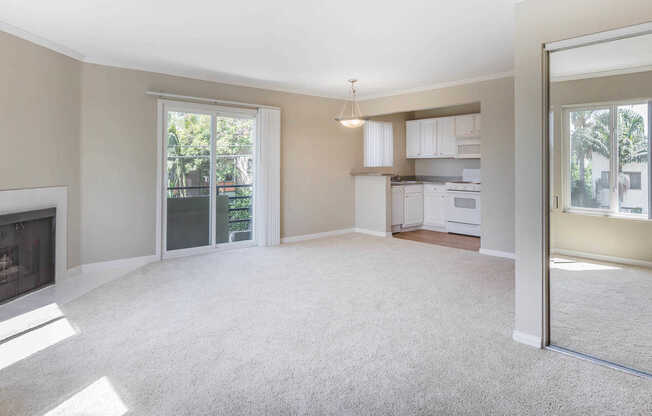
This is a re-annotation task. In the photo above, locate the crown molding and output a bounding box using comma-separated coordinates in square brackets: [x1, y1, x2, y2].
[0, 21, 86, 61]
[82, 55, 347, 101]
[2, 22, 514, 102]
[357, 71, 515, 101]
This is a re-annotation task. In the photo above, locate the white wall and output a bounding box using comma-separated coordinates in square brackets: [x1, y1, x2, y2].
[415, 159, 480, 177]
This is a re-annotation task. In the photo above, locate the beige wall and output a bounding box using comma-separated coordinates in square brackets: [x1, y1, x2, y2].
[79, 64, 361, 263]
[0, 32, 82, 267]
[550, 71, 652, 262]
[2, 31, 361, 266]
[514, 0, 652, 340]
[359, 77, 515, 255]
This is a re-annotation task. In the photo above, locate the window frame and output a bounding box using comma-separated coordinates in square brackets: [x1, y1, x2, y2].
[562, 98, 652, 220]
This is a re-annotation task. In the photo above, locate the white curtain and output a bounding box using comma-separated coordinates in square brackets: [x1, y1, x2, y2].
[364, 121, 393, 167]
[255, 108, 281, 246]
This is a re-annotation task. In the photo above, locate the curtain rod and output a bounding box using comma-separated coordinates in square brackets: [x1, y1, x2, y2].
[145, 91, 280, 110]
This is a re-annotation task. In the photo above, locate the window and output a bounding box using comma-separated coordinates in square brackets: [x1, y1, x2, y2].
[624, 172, 642, 190]
[364, 121, 393, 167]
[565, 101, 650, 218]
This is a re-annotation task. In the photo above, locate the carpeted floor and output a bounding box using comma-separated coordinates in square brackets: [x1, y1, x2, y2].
[0, 234, 650, 415]
[550, 255, 652, 374]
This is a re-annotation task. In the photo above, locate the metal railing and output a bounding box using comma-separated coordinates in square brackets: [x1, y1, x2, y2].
[167, 184, 252, 227]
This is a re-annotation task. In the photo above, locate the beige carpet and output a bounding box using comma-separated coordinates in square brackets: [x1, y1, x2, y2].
[550, 255, 652, 374]
[0, 234, 650, 415]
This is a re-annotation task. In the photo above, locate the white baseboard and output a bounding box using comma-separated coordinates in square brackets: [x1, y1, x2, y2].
[353, 228, 392, 238]
[512, 330, 542, 348]
[550, 248, 652, 269]
[281, 229, 355, 243]
[281, 228, 393, 243]
[76, 254, 160, 275]
[479, 248, 515, 260]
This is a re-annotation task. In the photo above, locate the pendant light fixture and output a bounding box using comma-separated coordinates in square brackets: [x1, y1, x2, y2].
[335, 79, 366, 128]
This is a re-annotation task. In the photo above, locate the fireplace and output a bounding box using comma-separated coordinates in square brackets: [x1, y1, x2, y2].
[0, 208, 55, 303]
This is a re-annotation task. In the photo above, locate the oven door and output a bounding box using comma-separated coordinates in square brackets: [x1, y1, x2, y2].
[447, 191, 481, 225]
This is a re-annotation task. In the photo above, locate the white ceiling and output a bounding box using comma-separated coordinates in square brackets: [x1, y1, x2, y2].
[0, 0, 516, 99]
[551, 33, 652, 81]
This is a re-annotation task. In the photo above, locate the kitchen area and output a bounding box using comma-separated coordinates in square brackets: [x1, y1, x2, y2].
[353, 105, 483, 251]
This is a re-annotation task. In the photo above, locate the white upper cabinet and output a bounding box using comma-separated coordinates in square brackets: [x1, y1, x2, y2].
[406, 120, 420, 158]
[455, 114, 481, 138]
[436, 117, 457, 157]
[406, 113, 481, 159]
[419, 119, 437, 157]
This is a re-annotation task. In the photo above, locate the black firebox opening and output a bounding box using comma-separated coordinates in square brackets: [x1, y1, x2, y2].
[0, 208, 55, 304]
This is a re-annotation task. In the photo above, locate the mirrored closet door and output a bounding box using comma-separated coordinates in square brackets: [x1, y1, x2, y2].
[547, 28, 652, 377]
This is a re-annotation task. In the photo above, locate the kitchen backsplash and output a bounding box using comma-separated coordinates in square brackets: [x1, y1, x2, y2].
[415, 158, 480, 177]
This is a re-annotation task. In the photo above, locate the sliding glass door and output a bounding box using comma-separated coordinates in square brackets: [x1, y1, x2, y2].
[214, 115, 255, 244]
[162, 102, 257, 255]
[165, 110, 212, 251]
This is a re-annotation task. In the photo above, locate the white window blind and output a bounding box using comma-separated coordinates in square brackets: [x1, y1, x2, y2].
[364, 121, 393, 167]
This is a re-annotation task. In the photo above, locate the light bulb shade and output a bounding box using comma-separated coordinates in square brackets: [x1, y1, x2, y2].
[337, 117, 366, 128]
[335, 80, 366, 128]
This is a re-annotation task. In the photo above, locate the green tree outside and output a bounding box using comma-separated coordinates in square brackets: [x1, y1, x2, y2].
[570, 106, 648, 208]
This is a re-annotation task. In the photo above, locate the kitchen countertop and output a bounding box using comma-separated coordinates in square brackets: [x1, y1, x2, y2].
[350, 170, 395, 176]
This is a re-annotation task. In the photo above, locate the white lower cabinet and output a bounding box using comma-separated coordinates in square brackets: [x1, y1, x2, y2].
[393, 183, 446, 230]
[391, 187, 404, 226]
[403, 186, 424, 227]
[423, 191, 447, 227]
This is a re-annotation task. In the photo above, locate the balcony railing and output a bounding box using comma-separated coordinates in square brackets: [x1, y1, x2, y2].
[167, 184, 252, 228]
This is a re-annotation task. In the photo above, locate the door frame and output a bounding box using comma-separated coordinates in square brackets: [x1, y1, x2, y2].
[156, 99, 258, 259]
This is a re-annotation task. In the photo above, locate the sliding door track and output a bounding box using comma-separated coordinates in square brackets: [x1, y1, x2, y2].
[546, 345, 652, 379]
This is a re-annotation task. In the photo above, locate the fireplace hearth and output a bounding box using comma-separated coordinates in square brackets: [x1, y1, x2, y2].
[0, 208, 55, 303]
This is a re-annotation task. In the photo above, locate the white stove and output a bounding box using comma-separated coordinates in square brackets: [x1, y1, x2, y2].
[446, 181, 481, 192]
[446, 169, 481, 237]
